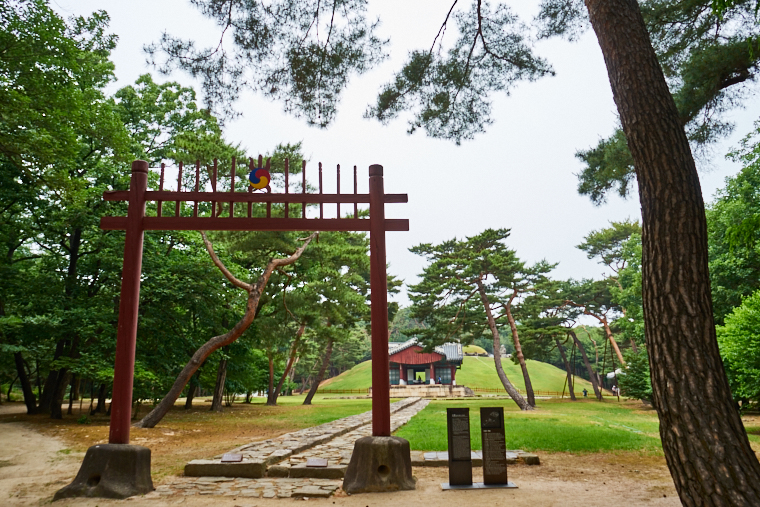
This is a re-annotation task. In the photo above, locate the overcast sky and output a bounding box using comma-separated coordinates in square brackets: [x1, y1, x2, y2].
[52, 0, 760, 306]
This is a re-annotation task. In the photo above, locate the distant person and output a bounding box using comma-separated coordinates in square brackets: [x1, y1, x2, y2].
[438, 376, 442, 384]
[582, 388, 588, 397]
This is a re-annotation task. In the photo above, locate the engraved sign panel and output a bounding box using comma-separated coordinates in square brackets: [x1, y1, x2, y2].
[221, 453, 243, 463]
[480, 407, 508, 485]
[446, 408, 473, 486]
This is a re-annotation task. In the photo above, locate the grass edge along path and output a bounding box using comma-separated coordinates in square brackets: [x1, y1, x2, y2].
[394, 398, 664, 454]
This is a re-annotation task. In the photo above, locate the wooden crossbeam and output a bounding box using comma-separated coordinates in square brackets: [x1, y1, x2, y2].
[100, 217, 410, 232]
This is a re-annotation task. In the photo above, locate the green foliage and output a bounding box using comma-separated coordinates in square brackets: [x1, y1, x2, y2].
[577, 218, 641, 276]
[546, 0, 760, 203]
[0, 0, 120, 171]
[707, 126, 760, 324]
[618, 348, 653, 402]
[611, 234, 645, 345]
[366, 2, 553, 144]
[146, 0, 387, 124]
[408, 228, 554, 350]
[575, 130, 636, 205]
[717, 290, 760, 405]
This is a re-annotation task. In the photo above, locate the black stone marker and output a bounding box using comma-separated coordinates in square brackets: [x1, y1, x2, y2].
[480, 407, 508, 484]
[446, 408, 473, 486]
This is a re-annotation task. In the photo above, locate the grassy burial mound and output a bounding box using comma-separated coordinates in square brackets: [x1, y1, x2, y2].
[462, 344, 488, 355]
[320, 356, 598, 394]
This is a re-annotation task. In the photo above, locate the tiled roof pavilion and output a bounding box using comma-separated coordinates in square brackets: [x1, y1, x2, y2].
[387, 338, 463, 386]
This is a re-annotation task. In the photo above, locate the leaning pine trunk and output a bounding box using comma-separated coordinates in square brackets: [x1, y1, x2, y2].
[270, 323, 305, 405]
[602, 320, 626, 366]
[556, 338, 576, 401]
[476, 281, 532, 411]
[304, 338, 333, 405]
[585, 0, 760, 503]
[135, 231, 316, 428]
[505, 292, 535, 407]
[569, 330, 602, 401]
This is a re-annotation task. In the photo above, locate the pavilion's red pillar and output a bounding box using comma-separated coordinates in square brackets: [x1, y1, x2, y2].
[399, 364, 405, 383]
[109, 160, 148, 444]
[451, 365, 456, 385]
[430, 363, 435, 384]
[369, 164, 390, 436]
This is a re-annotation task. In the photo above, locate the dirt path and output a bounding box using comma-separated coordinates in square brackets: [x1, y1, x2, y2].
[0, 421, 84, 505]
[0, 418, 680, 507]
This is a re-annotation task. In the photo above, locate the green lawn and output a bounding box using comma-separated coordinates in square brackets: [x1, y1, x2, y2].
[395, 398, 663, 454]
[321, 356, 599, 394]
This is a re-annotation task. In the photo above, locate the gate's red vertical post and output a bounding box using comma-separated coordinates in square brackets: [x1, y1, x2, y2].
[109, 160, 148, 444]
[368, 164, 391, 436]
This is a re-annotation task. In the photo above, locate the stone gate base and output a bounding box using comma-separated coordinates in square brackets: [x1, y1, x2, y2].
[342, 436, 416, 494]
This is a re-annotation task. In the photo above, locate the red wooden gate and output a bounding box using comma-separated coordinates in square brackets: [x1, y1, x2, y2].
[102, 158, 408, 444]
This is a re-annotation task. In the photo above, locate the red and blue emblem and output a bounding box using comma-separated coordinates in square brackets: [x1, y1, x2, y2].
[248, 167, 270, 190]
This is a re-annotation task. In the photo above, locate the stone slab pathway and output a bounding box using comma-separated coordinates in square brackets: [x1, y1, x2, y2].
[167, 397, 539, 500]
[143, 477, 342, 499]
[185, 397, 426, 479]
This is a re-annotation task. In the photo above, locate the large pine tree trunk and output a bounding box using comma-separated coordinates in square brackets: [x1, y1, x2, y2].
[556, 338, 576, 401]
[304, 338, 333, 405]
[476, 282, 532, 411]
[569, 330, 602, 400]
[13, 352, 36, 414]
[505, 294, 535, 407]
[585, 0, 760, 503]
[210, 357, 227, 412]
[269, 323, 305, 405]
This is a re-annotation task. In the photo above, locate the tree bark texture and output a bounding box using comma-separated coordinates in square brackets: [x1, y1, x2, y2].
[267, 353, 275, 402]
[556, 338, 576, 401]
[585, 0, 760, 503]
[38, 339, 66, 413]
[304, 338, 333, 405]
[269, 322, 305, 405]
[67, 375, 79, 415]
[505, 292, 535, 407]
[569, 330, 602, 401]
[210, 357, 227, 412]
[92, 383, 107, 415]
[50, 369, 71, 419]
[13, 352, 37, 414]
[185, 374, 198, 409]
[135, 232, 316, 428]
[602, 320, 626, 366]
[476, 281, 532, 411]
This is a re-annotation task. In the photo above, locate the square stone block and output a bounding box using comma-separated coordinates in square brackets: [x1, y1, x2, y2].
[290, 464, 347, 479]
[184, 459, 266, 478]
